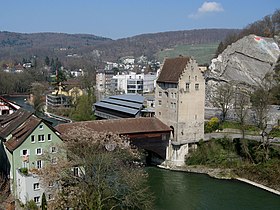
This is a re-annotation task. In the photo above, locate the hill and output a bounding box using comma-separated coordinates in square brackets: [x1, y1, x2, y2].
[0, 29, 240, 64]
[96, 29, 240, 61]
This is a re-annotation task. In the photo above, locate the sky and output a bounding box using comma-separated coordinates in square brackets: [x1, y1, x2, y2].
[0, 0, 280, 40]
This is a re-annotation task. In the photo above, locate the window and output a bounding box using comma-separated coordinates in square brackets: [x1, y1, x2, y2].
[158, 100, 162, 106]
[171, 92, 174, 98]
[73, 167, 79, 177]
[195, 76, 197, 81]
[38, 135, 45, 142]
[51, 157, 57, 165]
[50, 146, 57, 153]
[34, 196, 40, 203]
[21, 149, 29, 156]
[186, 83, 190, 92]
[174, 93, 177, 99]
[159, 92, 162, 97]
[36, 148, 42, 155]
[31, 135, 35, 143]
[39, 124, 43, 130]
[158, 112, 161, 116]
[195, 114, 197, 120]
[47, 134, 52, 141]
[49, 182, 54, 187]
[36, 160, 42, 169]
[195, 83, 199, 91]
[48, 194, 54, 201]
[33, 183, 40, 191]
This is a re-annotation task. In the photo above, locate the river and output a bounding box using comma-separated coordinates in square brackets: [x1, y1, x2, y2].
[147, 167, 280, 210]
[4, 96, 280, 209]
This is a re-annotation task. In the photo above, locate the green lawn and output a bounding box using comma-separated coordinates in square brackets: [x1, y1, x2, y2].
[156, 43, 219, 65]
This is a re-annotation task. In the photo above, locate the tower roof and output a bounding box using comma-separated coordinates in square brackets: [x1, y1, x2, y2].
[157, 57, 190, 83]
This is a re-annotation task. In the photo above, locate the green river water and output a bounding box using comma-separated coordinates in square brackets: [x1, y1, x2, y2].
[146, 167, 280, 210]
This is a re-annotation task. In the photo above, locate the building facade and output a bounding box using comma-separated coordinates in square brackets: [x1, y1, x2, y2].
[155, 57, 205, 165]
[0, 109, 63, 205]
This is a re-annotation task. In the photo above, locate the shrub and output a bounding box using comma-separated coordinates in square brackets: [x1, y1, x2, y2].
[205, 117, 220, 133]
[20, 167, 28, 175]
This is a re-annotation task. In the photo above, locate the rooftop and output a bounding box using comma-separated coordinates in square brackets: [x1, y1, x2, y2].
[55, 117, 171, 137]
[157, 57, 190, 83]
[94, 94, 144, 117]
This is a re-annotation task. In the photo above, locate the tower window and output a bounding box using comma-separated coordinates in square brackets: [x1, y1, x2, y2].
[186, 83, 190, 92]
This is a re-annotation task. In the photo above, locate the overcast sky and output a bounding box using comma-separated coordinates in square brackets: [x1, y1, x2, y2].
[0, 0, 279, 39]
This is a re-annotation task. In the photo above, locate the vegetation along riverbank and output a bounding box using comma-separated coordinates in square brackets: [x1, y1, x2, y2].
[163, 137, 280, 195]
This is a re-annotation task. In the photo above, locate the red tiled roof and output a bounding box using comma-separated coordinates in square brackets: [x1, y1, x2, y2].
[157, 57, 190, 83]
[55, 117, 171, 137]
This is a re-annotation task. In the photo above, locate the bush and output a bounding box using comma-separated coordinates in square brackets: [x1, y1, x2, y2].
[205, 117, 220, 133]
[269, 126, 280, 137]
[185, 138, 241, 167]
[20, 168, 28, 175]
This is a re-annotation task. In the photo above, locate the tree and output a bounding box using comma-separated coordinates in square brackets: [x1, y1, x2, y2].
[40, 129, 154, 210]
[24, 200, 38, 210]
[70, 94, 95, 121]
[45, 56, 50, 66]
[211, 82, 234, 122]
[30, 82, 46, 113]
[234, 86, 254, 162]
[251, 74, 274, 161]
[41, 192, 47, 210]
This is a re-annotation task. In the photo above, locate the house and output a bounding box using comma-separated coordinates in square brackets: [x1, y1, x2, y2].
[0, 109, 63, 206]
[111, 72, 144, 94]
[70, 69, 84, 77]
[46, 81, 83, 111]
[155, 57, 205, 166]
[95, 69, 115, 100]
[14, 64, 24, 73]
[0, 96, 20, 115]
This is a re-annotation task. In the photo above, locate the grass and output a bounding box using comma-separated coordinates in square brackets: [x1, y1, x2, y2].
[270, 127, 280, 137]
[156, 43, 219, 65]
[220, 121, 260, 132]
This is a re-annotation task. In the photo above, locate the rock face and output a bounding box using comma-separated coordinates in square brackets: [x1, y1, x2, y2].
[207, 34, 280, 86]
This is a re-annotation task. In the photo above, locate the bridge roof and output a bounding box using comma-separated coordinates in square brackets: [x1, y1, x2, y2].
[55, 117, 171, 136]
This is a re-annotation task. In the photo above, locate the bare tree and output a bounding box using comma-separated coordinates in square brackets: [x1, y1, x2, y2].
[211, 82, 234, 122]
[234, 86, 254, 162]
[251, 74, 274, 161]
[40, 128, 153, 210]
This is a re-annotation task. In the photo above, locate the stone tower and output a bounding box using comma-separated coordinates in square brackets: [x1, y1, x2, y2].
[155, 57, 205, 165]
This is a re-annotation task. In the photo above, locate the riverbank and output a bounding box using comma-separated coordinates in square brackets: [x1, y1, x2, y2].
[159, 164, 280, 196]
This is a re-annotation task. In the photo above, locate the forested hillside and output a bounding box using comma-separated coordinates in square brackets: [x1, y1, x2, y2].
[0, 29, 239, 63]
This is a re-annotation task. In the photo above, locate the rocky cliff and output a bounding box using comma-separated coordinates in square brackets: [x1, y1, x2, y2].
[207, 34, 280, 86]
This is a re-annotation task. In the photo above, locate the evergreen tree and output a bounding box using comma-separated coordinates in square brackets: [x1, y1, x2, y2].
[41, 192, 47, 210]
